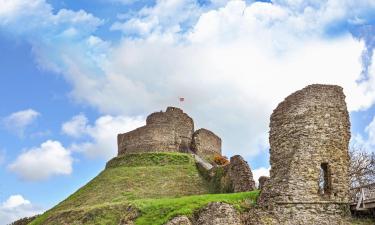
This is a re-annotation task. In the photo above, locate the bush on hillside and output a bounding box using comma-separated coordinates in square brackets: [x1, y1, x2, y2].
[213, 154, 229, 166]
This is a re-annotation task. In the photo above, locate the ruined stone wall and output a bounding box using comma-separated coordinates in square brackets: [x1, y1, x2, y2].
[258, 176, 269, 190]
[228, 155, 256, 192]
[261, 84, 350, 203]
[117, 107, 194, 155]
[192, 129, 221, 161]
[198, 155, 255, 193]
[258, 84, 351, 224]
[271, 203, 350, 225]
[241, 204, 350, 225]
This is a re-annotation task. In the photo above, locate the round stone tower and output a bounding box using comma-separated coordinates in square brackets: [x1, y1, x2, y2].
[259, 84, 351, 224]
[117, 107, 194, 155]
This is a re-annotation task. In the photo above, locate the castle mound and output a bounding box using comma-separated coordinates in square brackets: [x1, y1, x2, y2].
[30, 153, 211, 225]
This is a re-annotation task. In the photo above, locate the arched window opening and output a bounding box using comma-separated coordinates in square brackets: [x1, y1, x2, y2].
[319, 163, 331, 195]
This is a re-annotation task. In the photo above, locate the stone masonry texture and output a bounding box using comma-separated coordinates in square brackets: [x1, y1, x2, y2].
[192, 128, 222, 161]
[201, 155, 256, 193]
[258, 176, 269, 190]
[117, 106, 223, 164]
[258, 84, 351, 224]
[194, 202, 242, 225]
[117, 107, 194, 155]
[228, 155, 256, 192]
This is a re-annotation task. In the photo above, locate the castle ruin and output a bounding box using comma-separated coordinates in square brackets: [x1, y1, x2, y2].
[117, 106, 256, 194]
[258, 84, 351, 224]
[117, 107, 222, 161]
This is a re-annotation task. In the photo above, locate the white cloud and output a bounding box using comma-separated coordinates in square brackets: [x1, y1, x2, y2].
[8, 140, 73, 181]
[69, 1, 369, 157]
[62, 114, 88, 138]
[64, 114, 145, 159]
[0, 0, 51, 24]
[2, 109, 40, 136]
[252, 167, 270, 187]
[0, 0, 102, 30]
[111, 0, 202, 36]
[2, 0, 375, 161]
[356, 106, 375, 153]
[0, 195, 43, 225]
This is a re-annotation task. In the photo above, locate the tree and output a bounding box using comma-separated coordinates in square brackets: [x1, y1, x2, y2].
[349, 145, 375, 187]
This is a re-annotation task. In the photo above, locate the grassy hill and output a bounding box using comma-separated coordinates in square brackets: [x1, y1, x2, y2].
[29, 152, 259, 225]
[23, 152, 374, 225]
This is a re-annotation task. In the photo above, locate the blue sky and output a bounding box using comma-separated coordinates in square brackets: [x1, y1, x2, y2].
[0, 0, 375, 223]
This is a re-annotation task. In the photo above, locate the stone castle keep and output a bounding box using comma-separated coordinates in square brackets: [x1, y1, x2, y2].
[117, 107, 222, 161]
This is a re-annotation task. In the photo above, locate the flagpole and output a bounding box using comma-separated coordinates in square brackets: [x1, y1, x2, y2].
[179, 97, 185, 109]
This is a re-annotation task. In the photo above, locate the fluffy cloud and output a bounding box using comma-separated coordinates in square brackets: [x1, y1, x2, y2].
[69, 1, 370, 157]
[0, 0, 102, 30]
[252, 167, 270, 187]
[1, 0, 375, 159]
[62, 114, 89, 138]
[2, 109, 40, 137]
[0, 195, 43, 225]
[111, 0, 202, 36]
[8, 140, 73, 181]
[63, 114, 145, 159]
[355, 106, 375, 153]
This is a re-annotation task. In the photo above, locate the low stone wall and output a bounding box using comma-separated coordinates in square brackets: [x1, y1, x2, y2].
[192, 129, 221, 162]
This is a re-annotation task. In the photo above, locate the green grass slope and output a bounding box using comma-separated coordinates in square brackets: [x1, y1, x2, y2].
[29, 152, 218, 225]
[27, 151, 371, 225]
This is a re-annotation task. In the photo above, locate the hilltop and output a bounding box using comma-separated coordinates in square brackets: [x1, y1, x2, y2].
[28, 152, 258, 225]
[23, 85, 375, 225]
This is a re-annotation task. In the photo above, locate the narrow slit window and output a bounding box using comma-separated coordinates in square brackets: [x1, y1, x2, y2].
[319, 163, 330, 195]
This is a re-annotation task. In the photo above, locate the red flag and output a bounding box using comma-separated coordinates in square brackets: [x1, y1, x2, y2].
[179, 97, 185, 102]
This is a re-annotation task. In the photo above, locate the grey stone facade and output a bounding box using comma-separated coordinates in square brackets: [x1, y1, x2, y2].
[194, 202, 242, 225]
[117, 107, 194, 155]
[117, 107, 222, 161]
[228, 155, 256, 192]
[258, 84, 351, 224]
[199, 155, 256, 193]
[192, 128, 222, 161]
[258, 176, 269, 190]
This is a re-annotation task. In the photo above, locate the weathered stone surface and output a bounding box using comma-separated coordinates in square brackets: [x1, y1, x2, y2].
[258, 84, 351, 224]
[228, 155, 256, 192]
[241, 207, 278, 225]
[194, 202, 242, 225]
[271, 203, 350, 225]
[192, 128, 221, 161]
[117, 107, 222, 162]
[241, 206, 350, 225]
[118, 107, 194, 155]
[258, 176, 269, 190]
[165, 216, 192, 225]
[198, 156, 255, 193]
